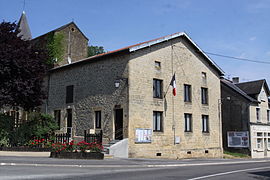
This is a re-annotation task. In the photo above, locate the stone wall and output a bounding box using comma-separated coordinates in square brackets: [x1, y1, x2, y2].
[127, 37, 223, 159]
[47, 52, 129, 142]
[31, 23, 88, 67]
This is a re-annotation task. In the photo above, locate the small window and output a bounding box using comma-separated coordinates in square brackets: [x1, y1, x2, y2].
[184, 113, 192, 132]
[153, 111, 163, 132]
[155, 61, 161, 69]
[256, 108, 261, 122]
[184, 84, 192, 102]
[257, 138, 263, 149]
[257, 132, 263, 137]
[54, 110, 61, 129]
[66, 85, 74, 104]
[201, 88, 208, 105]
[202, 72, 207, 83]
[153, 79, 163, 98]
[268, 139, 270, 148]
[95, 111, 101, 129]
[202, 115, 209, 133]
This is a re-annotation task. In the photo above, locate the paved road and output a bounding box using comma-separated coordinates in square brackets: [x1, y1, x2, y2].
[0, 156, 270, 179]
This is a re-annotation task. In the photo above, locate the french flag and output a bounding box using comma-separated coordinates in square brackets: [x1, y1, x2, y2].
[170, 74, 176, 96]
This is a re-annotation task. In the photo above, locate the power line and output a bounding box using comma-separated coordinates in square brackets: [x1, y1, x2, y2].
[173, 45, 270, 65]
[204, 52, 270, 65]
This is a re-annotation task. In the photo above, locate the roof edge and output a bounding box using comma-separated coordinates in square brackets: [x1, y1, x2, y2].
[129, 32, 224, 76]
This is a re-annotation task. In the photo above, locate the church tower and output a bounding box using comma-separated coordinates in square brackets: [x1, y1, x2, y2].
[17, 11, 32, 40]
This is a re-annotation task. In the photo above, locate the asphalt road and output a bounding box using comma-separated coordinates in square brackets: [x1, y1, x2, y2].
[0, 156, 270, 180]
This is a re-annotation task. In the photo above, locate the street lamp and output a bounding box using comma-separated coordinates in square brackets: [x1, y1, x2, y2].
[114, 78, 128, 88]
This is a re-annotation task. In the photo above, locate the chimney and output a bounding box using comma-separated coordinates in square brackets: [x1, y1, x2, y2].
[232, 77, 239, 84]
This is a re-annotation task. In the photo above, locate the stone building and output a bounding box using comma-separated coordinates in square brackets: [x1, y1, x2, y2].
[31, 22, 88, 66]
[46, 32, 224, 159]
[221, 78, 270, 158]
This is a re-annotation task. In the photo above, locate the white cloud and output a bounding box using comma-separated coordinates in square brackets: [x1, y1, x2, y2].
[249, 36, 256, 41]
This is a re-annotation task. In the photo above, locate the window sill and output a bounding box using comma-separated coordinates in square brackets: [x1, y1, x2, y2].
[153, 97, 163, 100]
[153, 131, 163, 133]
[202, 132, 210, 135]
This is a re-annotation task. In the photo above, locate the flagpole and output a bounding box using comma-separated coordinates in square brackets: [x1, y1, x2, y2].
[171, 44, 175, 145]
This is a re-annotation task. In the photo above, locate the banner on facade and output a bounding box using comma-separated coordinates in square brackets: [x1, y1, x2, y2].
[227, 131, 249, 148]
[135, 128, 152, 143]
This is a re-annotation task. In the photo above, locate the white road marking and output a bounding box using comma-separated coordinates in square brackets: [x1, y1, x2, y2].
[0, 159, 270, 169]
[188, 166, 270, 180]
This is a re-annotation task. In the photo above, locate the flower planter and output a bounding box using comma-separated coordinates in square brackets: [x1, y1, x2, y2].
[50, 152, 104, 160]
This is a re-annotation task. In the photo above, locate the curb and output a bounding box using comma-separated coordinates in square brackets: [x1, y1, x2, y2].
[0, 151, 50, 157]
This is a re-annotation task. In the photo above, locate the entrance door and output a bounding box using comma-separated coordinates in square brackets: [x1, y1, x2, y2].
[115, 109, 123, 140]
[67, 109, 72, 135]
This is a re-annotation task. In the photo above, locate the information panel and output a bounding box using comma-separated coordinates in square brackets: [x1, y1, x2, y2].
[227, 131, 249, 148]
[135, 128, 152, 143]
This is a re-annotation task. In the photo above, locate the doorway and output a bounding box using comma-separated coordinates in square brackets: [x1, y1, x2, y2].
[67, 109, 72, 135]
[115, 109, 123, 140]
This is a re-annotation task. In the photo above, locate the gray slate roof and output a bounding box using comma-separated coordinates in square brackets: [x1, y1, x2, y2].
[221, 78, 258, 102]
[17, 11, 32, 40]
[235, 79, 269, 96]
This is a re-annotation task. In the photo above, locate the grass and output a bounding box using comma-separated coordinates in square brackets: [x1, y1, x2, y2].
[223, 150, 250, 159]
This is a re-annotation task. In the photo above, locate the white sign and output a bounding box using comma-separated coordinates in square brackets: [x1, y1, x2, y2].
[175, 136, 180, 144]
[135, 128, 152, 143]
[227, 131, 249, 148]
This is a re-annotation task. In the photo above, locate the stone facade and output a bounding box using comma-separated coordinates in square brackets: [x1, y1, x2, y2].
[47, 52, 129, 141]
[46, 33, 224, 159]
[128, 37, 223, 159]
[31, 22, 88, 66]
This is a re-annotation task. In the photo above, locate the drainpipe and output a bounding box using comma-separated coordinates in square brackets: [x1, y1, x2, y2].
[45, 73, 51, 114]
[247, 101, 253, 155]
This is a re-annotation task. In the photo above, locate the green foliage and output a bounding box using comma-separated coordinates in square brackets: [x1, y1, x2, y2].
[87, 45, 105, 57]
[224, 150, 250, 158]
[0, 22, 47, 110]
[0, 112, 58, 146]
[0, 114, 13, 146]
[47, 32, 65, 65]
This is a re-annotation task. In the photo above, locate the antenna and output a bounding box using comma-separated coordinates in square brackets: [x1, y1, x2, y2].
[23, 0, 26, 12]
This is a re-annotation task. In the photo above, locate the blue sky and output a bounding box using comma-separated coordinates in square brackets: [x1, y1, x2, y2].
[1, 0, 270, 84]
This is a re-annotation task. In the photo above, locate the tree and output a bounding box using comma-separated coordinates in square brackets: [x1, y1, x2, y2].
[87, 45, 105, 57]
[0, 22, 47, 110]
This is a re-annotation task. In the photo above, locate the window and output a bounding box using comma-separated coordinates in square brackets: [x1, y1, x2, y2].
[202, 72, 207, 82]
[153, 111, 163, 132]
[256, 108, 261, 122]
[202, 115, 209, 133]
[66, 85, 74, 103]
[153, 79, 163, 98]
[184, 84, 192, 102]
[155, 61, 161, 69]
[201, 88, 208, 104]
[95, 111, 101, 129]
[184, 113, 192, 132]
[257, 138, 263, 149]
[267, 110, 270, 123]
